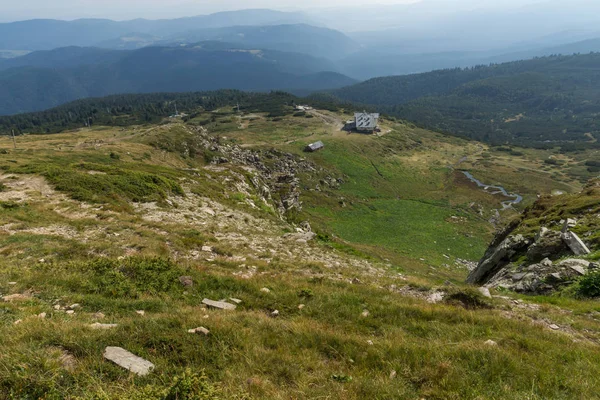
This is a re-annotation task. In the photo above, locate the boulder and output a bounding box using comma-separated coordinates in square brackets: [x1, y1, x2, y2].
[103, 347, 154, 376]
[561, 231, 591, 256]
[467, 234, 529, 284]
[526, 228, 567, 262]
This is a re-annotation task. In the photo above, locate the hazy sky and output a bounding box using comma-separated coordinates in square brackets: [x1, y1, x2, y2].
[0, 0, 543, 22]
[0, 0, 415, 21]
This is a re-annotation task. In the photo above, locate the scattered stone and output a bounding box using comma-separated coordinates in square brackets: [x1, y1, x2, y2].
[188, 327, 210, 336]
[2, 293, 31, 302]
[103, 347, 154, 376]
[68, 304, 80, 310]
[367, 340, 374, 346]
[478, 287, 492, 299]
[202, 298, 236, 310]
[8, 282, 16, 285]
[136, 310, 145, 316]
[549, 324, 560, 331]
[57, 349, 77, 371]
[361, 310, 370, 318]
[93, 312, 106, 319]
[179, 276, 194, 287]
[203, 315, 209, 319]
[14, 319, 22, 325]
[260, 288, 271, 294]
[427, 292, 445, 304]
[53, 305, 62, 311]
[38, 312, 47, 319]
[484, 340, 498, 347]
[271, 310, 280, 317]
[90, 323, 118, 330]
[298, 304, 305, 310]
[389, 370, 397, 380]
[66, 310, 75, 315]
[229, 298, 242, 304]
[202, 246, 213, 252]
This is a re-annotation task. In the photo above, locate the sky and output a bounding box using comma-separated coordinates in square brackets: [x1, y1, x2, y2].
[0, 0, 544, 22]
[0, 0, 416, 21]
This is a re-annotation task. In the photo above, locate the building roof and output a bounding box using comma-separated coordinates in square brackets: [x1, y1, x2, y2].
[354, 112, 379, 130]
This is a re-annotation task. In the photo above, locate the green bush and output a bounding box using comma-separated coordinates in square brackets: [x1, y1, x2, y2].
[577, 271, 600, 298]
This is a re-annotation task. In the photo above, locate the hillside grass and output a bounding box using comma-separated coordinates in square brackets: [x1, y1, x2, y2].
[1, 112, 599, 399]
[4, 256, 600, 400]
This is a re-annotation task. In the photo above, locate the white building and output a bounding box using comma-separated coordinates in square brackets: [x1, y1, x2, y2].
[354, 112, 380, 132]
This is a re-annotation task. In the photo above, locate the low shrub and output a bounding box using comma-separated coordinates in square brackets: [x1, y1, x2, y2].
[577, 271, 600, 298]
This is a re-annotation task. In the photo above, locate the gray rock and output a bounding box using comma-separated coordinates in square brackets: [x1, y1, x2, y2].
[569, 265, 587, 276]
[562, 218, 577, 233]
[179, 276, 194, 287]
[103, 347, 154, 376]
[511, 273, 526, 281]
[188, 327, 210, 335]
[527, 228, 566, 262]
[90, 323, 118, 330]
[478, 287, 492, 298]
[548, 272, 563, 282]
[562, 231, 591, 256]
[467, 234, 529, 284]
[202, 298, 236, 310]
[229, 298, 242, 304]
[427, 292, 445, 304]
[557, 258, 591, 269]
[484, 340, 498, 346]
[540, 258, 553, 267]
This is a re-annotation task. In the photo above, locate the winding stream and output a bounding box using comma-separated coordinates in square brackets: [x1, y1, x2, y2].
[462, 171, 523, 209]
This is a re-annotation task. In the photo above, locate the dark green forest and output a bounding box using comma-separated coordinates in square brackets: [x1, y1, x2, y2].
[0, 90, 347, 135]
[332, 53, 600, 148]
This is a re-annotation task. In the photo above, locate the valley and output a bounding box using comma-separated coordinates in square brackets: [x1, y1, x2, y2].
[1, 101, 599, 399]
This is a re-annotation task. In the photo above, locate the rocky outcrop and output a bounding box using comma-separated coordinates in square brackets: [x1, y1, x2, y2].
[466, 234, 530, 284]
[467, 181, 599, 294]
[187, 126, 341, 218]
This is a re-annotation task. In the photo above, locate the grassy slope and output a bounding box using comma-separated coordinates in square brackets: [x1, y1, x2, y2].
[1, 111, 600, 399]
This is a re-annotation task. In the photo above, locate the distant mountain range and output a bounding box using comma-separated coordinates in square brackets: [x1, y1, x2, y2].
[0, 10, 314, 51]
[331, 53, 600, 148]
[0, 44, 356, 116]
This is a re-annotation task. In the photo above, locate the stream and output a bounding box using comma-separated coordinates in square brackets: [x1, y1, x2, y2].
[462, 171, 523, 209]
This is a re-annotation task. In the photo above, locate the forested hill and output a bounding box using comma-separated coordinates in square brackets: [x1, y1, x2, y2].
[332, 53, 600, 148]
[0, 90, 346, 135]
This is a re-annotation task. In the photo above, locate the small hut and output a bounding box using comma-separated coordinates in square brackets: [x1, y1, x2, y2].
[304, 141, 325, 152]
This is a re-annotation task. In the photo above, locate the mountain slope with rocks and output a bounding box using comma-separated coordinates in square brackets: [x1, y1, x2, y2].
[2, 102, 600, 399]
[468, 180, 600, 294]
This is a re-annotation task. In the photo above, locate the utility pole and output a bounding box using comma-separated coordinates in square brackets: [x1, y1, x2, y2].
[11, 130, 16, 150]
